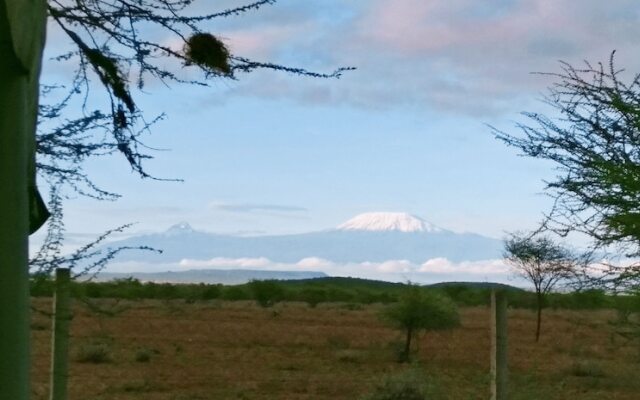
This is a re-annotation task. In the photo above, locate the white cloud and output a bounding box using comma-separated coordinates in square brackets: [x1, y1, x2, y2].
[419, 257, 509, 275]
[296, 257, 335, 269]
[220, 0, 640, 116]
[376, 260, 414, 273]
[105, 256, 514, 284]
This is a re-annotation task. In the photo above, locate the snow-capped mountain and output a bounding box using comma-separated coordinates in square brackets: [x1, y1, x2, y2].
[99, 212, 503, 265]
[164, 222, 195, 236]
[337, 212, 441, 233]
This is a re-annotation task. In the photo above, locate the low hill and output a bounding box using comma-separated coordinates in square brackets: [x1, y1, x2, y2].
[95, 269, 327, 285]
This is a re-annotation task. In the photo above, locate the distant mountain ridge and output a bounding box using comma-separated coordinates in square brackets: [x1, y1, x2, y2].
[100, 212, 503, 265]
[95, 269, 328, 285]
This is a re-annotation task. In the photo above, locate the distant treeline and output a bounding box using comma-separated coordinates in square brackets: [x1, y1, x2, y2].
[30, 275, 639, 311]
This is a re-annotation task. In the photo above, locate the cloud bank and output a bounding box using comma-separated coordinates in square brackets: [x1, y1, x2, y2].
[106, 256, 514, 284]
[219, 0, 640, 116]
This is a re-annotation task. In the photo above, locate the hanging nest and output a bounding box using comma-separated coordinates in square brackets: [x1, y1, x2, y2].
[184, 33, 231, 75]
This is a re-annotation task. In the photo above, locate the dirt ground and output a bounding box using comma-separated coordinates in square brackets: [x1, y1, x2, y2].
[30, 299, 640, 399]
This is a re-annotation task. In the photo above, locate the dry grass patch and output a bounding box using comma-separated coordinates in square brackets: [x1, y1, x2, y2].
[29, 299, 640, 400]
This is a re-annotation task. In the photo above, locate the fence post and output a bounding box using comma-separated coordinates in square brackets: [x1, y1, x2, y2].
[490, 289, 508, 400]
[50, 268, 71, 400]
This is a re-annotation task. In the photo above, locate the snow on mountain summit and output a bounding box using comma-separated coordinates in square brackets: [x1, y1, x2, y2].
[337, 212, 441, 233]
[165, 222, 195, 235]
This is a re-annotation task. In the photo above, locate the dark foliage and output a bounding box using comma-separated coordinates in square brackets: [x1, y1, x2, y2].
[30, 275, 634, 314]
[248, 279, 286, 307]
[381, 285, 459, 362]
[493, 52, 640, 291]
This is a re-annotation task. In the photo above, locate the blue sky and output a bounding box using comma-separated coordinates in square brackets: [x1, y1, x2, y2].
[35, 0, 640, 249]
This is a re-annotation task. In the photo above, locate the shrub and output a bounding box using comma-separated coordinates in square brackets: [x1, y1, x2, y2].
[30, 319, 49, 331]
[82, 282, 104, 298]
[300, 288, 327, 308]
[569, 360, 606, 377]
[612, 292, 640, 322]
[30, 273, 54, 297]
[134, 348, 152, 363]
[75, 343, 111, 363]
[200, 284, 222, 300]
[381, 285, 459, 362]
[248, 280, 285, 308]
[221, 285, 249, 301]
[570, 289, 609, 309]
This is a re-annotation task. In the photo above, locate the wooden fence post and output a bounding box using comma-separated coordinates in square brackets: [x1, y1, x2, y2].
[50, 268, 71, 400]
[490, 289, 508, 400]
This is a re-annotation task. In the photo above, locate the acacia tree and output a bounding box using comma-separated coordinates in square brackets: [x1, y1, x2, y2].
[382, 285, 460, 362]
[0, 1, 350, 399]
[504, 233, 575, 342]
[493, 52, 640, 291]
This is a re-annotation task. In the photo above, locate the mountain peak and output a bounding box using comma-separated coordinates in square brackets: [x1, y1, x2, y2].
[337, 212, 440, 233]
[165, 222, 195, 235]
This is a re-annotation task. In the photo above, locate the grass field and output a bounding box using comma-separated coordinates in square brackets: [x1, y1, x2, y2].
[30, 299, 639, 399]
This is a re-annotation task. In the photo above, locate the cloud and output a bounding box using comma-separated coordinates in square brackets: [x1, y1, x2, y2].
[40, 1, 640, 117]
[211, 202, 308, 214]
[296, 257, 335, 269]
[419, 257, 510, 275]
[218, 0, 640, 116]
[105, 256, 515, 284]
[375, 260, 414, 273]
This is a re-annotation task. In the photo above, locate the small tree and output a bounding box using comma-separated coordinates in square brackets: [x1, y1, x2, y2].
[248, 280, 285, 308]
[504, 233, 575, 342]
[382, 285, 459, 363]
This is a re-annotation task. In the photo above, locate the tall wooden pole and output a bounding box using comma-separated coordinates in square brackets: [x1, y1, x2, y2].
[0, 57, 30, 399]
[50, 268, 71, 400]
[490, 289, 508, 400]
[0, 1, 47, 400]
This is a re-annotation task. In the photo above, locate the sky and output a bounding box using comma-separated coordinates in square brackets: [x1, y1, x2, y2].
[31, 0, 640, 281]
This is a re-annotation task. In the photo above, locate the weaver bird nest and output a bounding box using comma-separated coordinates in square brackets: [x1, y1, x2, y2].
[184, 33, 231, 75]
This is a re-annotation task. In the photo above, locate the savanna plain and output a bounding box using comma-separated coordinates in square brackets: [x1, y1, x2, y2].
[29, 297, 640, 400]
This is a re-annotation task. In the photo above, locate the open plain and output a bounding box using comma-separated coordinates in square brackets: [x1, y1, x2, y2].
[30, 299, 639, 400]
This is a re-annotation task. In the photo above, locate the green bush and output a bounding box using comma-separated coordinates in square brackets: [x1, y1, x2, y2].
[248, 280, 285, 307]
[200, 284, 222, 300]
[570, 289, 609, 309]
[221, 285, 250, 301]
[30, 319, 49, 331]
[82, 281, 105, 298]
[134, 348, 152, 363]
[75, 343, 111, 363]
[300, 288, 327, 308]
[569, 360, 606, 377]
[30, 273, 54, 297]
[382, 286, 459, 362]
[613, 292, 640, 317]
